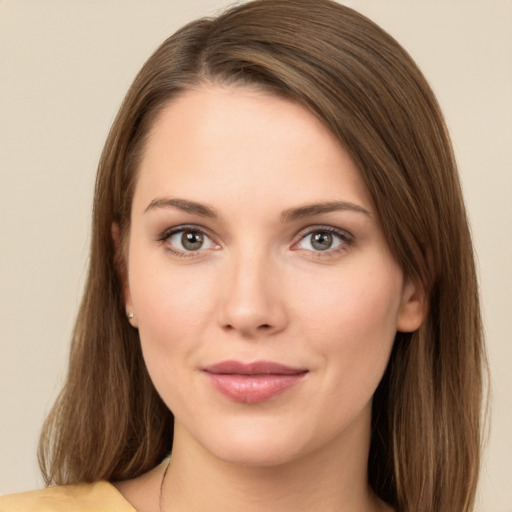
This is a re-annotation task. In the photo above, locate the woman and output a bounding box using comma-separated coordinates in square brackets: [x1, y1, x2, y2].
[0, 0, 486, 511]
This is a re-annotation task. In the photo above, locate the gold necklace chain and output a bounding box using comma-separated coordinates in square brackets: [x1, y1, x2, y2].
[159, 458, 172, 512]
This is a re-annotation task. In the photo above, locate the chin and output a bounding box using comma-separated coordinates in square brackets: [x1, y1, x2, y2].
[188, 416, 323, 469]
[208, 437, 307, 468]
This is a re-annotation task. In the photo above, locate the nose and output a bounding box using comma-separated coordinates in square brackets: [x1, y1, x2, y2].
[217, 248, 288, 338]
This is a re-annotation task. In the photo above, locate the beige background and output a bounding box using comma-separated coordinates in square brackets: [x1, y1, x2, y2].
[1, 1, 511, 510]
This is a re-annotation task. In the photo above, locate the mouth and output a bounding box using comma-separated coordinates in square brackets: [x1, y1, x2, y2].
[202, 360, 308, 404]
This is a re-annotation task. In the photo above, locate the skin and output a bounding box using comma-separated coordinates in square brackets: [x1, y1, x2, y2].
[115, 85, 425, 512]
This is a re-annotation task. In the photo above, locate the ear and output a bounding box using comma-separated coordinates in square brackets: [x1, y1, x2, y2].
[112, 223, 138, 328]
[396, 276, 428, 333]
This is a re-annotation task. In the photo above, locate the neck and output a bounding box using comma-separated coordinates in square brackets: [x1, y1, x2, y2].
[162, 420, 387, 512]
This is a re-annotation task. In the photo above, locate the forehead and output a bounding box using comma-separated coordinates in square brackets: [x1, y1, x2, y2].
[133, 85, 373, 215]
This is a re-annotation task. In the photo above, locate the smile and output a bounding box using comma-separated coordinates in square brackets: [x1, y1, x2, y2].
[202, 360, 308, 404]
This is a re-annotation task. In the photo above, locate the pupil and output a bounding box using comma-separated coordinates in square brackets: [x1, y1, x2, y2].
[182, 231, 204, 250]
[311, 232, 332, 251]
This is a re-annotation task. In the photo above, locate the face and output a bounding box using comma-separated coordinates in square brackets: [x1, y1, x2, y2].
[122, 85, 424, 468]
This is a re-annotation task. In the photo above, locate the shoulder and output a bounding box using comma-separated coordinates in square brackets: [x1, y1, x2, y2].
[0, 481, 136, 512]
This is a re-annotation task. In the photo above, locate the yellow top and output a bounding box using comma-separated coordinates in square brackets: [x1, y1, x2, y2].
[0, 481, 136, 512]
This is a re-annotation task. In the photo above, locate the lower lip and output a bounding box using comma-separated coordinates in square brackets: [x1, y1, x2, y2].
[205, 372, 307, 404]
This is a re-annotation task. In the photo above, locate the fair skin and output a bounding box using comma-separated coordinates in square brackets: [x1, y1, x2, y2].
[115, 85, 425, 512]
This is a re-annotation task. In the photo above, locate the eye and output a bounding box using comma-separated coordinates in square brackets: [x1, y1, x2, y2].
[295, 227, 351, 253]
[161, 226, 219, 256]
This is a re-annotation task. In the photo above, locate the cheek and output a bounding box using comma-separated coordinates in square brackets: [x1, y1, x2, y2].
[299, 261, 402, 334]
[129, 265, 219, 414]
[127, 250, 216, 376]
[297, 262, 402, 390]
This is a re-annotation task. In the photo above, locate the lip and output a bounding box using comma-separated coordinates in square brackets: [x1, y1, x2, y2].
[202, 360, 308, 404]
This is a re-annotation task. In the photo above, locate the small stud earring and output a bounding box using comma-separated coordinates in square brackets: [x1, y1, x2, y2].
[127, 312, 134, 319]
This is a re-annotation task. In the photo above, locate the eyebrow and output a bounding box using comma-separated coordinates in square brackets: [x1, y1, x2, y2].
[144, 197, 371, 221]
[280, 201, 371, 222]
[145, 197, 218, 217]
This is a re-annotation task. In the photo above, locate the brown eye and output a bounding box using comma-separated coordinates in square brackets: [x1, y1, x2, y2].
[181, 230, 204, 251]
[165, 227, 218, 255]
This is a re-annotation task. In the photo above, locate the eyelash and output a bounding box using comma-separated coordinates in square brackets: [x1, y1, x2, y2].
[157, 225, 218, 258]
[157, 224, 353, 259]
[293, 225, 353, 258]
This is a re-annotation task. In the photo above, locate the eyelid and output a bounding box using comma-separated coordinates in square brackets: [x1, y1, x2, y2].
[296, 224, 353, 241]
[292, 225, 354, 254]
[156, 223, 353, 258]
[296, 224, 353, 238]
[157, 224, 220, 257]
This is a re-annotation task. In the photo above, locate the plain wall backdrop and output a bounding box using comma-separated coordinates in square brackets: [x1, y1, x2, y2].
[1, 1, 511, 510]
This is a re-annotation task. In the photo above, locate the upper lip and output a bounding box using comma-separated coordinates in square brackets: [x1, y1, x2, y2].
[203, 360, 307, 375]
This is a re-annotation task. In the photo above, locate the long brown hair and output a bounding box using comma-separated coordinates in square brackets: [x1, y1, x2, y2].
[38, 1, 486, 510]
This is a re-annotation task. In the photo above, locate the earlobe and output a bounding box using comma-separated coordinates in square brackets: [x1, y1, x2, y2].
[396, 277, 428, 333]
[111, 223, 138, 328]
